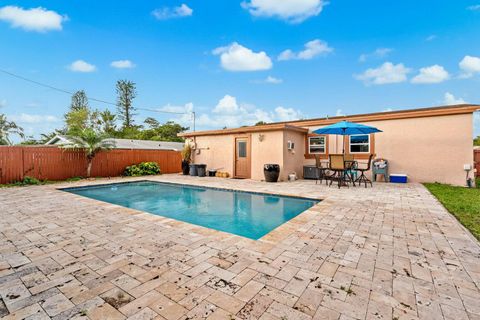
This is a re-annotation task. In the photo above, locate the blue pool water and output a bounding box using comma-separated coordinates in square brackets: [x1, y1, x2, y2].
[63, 181, 318, 240]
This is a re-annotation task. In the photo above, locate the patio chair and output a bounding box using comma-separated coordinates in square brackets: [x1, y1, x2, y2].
[355, 154, 374, 188]
[314, 155, 329, 185]
[328, 154, 346, 188]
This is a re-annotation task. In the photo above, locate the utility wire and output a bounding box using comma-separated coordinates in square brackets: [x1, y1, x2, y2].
[0, 68, 190, 115]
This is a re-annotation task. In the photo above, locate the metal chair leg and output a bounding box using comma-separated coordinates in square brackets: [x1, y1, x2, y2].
[356, 170, 372, 188]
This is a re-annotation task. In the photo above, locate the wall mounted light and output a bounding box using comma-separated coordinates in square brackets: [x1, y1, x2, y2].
[258, 134, 265, 142]
[287, 141, 295, 150]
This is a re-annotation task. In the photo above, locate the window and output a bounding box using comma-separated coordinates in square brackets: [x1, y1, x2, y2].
[237, 141, 247, 158]
[349, 134, 370, 153]
[308, 136, 326, 154]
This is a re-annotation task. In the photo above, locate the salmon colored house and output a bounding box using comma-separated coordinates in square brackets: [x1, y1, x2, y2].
[180, 104, 479, 186]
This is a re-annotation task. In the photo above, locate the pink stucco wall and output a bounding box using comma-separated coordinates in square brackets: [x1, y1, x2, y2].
[302, 113, 474, 185]
[283, 130, 307, 179]
[251, 131, 285, 180]
[191, 134, 234, 174]
[190, 130, 290, 181]
[371, 113, 473, 185]
[188, 113, 474, 186]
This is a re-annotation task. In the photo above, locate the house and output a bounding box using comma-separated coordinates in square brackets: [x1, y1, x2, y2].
[180, 104, 480, 186]
[45, 135, 184, 151]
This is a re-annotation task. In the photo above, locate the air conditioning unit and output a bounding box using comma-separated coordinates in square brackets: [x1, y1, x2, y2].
[287, 141, 295, 150]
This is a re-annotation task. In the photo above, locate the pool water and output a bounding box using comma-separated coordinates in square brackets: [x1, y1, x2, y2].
[63, 181, 319, 240]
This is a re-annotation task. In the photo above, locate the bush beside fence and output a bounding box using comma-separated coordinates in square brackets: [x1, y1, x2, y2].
[0, 146, 181, 184]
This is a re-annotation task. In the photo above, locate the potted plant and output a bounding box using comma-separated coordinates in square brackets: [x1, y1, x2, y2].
[181, 144, 192, 175]
[264, 164, 280, 182]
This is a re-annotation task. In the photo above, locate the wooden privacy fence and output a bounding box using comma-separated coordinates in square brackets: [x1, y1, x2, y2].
[0, 146, 182, 184]
[475, 149, 480, 177]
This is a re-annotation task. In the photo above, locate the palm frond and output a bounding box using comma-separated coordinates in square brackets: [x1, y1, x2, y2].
[0, 114, 24, 145]
[62, 129, 116, 157]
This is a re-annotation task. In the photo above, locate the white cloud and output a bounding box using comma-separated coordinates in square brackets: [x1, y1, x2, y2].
[212, 42, 272, 72]
[265, 76, 282, 84]
[68, 60, 96, 73]
[213, 95, 241, 115]
[0, 99, 6, 108]
[241, 0, 326, 23]
[443, 92, 467, 105]
[152, 4, 193, 20]
[10, 113, 60, 124]
[358, 48, 393, 63]
[110, 60, 136, 69]
[411, 65, 450, 84]
[7, 113, 61, 141]
[459, 55, 480, 78]
[0, 6, 66, 32]
[467, 4, 480, 10]
[158, 103, 194, 114]
[274, 106, 302, 121]
[156, 103, 196, 127]
[252, 76, 283, 84]
[425, 35, 437, 41]
[354, 62, 411, 85]
[335, 109, 344, 116]
[164, 95, 303, 129]
[277, 50, 295, 61]
[278, 39, 333, 61]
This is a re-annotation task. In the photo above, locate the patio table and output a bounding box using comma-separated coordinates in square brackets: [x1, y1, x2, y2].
[344, 160, 357, 186]
[327, 155, 358, 188]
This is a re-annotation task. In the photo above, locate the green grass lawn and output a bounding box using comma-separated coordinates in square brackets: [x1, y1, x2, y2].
[424, 181, 480, 240]
[0, 176, 84, 188]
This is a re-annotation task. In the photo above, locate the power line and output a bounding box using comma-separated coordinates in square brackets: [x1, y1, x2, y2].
[0, 68, 191, 116]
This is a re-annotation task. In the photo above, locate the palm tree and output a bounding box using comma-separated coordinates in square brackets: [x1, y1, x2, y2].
[0, 114, 24, 145]
[99, 110, 117, 135]
[62, 129, 115, 178]
[39, 132, 58, 144]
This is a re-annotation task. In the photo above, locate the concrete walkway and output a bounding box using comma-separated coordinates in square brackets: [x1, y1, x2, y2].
[1, 175, 479, 319]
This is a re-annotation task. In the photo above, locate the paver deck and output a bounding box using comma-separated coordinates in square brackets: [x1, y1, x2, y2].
[1, 175, 479, 320]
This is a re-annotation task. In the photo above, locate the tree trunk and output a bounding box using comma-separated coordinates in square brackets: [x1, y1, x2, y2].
[87, 159, 93, 178]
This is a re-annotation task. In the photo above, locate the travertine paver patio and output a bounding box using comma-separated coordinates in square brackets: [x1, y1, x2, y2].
[1, 175, 480, 320]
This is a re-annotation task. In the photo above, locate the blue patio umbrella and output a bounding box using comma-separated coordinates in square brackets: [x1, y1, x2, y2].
[312, 120, 382, 154]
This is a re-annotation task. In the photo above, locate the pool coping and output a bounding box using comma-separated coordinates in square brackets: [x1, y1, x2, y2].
[56, 177, 328, 243]
[59, 179, 321, 202]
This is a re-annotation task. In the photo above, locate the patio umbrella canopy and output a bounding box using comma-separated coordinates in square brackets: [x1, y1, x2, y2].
[312, 120, 382, 153]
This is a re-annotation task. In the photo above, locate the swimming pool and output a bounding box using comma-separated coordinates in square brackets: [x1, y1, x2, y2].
[63, 181, 319, 240]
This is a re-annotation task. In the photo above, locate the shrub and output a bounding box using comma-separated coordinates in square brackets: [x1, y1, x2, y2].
[124, 162, 161, 177]
[10, 176, 43, 186]
[181, 144, 192, 162]
[66, 177, 83, 182]
[23, 176, 42, 185]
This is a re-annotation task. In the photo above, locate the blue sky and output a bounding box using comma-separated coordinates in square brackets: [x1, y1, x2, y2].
[0, 0, 479, 140]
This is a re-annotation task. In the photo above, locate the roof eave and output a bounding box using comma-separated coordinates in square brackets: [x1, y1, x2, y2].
[179, 124, 308, 138]
[180, 104, 480, 138]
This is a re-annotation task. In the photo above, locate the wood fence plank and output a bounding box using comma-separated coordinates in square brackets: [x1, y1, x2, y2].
[0, 146, 181, 184]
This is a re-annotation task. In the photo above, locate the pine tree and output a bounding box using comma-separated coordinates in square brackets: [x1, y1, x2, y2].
[116, 80, 137, 128]
[70, 90, 89, 111]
